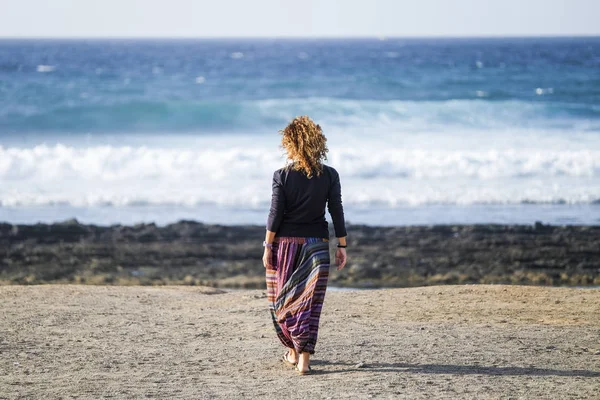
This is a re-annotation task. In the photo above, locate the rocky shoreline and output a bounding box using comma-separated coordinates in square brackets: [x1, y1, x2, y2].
[1, 220, 599, 288]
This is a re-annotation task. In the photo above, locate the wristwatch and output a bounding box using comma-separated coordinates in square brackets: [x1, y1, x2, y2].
[263, 241, 273, 248]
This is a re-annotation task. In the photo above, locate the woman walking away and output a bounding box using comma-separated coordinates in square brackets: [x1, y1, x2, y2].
[263, 115, 348, 375]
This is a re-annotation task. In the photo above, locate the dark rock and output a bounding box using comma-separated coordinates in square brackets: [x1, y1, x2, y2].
[0, 220, 599, 288]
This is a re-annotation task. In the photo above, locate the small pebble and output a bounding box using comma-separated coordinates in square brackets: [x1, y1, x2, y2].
[355, 362, 367, 368]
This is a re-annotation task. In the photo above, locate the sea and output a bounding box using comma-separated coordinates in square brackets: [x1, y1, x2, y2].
[1, 37, 599, 226]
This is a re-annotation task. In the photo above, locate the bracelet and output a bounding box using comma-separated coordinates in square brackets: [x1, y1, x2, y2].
[337, 244, 347, 248]
[263, 241, 273, 248]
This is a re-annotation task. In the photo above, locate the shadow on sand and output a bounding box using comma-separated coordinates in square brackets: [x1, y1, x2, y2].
[310, 360, 600, 377]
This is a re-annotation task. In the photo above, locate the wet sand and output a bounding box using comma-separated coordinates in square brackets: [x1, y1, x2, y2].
[1, 284, 599, 399]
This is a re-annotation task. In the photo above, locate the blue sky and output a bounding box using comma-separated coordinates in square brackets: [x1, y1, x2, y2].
[0, 0, 598, 38]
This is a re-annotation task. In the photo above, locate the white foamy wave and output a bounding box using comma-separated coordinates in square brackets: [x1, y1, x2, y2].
[1, 144, 599, 208]
[535, 87, 554, 95]
[331, 148, 600, 179]
[36, 65, 55, 72]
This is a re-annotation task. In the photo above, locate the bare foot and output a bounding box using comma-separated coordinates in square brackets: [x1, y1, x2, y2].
[283, 348, 298, 365]
[296, 351, 310, 373]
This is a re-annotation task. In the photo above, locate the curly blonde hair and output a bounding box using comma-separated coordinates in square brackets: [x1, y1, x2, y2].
[279, 116, 328, 178]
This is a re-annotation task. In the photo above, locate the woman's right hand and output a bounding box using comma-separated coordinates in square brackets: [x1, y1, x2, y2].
[335, 247, 347, 271]
[262, 247, 273, 269]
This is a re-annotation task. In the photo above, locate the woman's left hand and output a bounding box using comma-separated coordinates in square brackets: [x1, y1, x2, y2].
[262, 247, 273, 269]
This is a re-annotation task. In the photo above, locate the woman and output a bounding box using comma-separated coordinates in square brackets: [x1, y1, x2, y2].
[263, 115, 348, 375]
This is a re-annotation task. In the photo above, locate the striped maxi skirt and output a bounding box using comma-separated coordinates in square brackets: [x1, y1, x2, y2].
[265, 237, 330, 355]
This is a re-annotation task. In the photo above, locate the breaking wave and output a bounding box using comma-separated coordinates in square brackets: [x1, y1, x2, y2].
[1, 144, 599, 208]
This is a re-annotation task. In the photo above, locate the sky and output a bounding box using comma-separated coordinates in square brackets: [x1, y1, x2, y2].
[0, 0, 598, 38]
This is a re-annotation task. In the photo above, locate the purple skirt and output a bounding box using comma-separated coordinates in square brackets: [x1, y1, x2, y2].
[265, 237, 330, 354]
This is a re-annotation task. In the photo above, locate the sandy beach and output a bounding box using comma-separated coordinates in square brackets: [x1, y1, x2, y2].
[1, 284, 599, 399]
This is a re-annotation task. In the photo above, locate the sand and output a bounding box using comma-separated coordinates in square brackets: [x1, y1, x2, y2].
[1, 284, 599, 399]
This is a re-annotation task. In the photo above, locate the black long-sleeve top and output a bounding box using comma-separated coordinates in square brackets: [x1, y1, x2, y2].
[266, 163, 347, 239]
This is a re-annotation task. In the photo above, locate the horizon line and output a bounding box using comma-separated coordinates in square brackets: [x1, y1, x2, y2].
[0, 33, 599, 40]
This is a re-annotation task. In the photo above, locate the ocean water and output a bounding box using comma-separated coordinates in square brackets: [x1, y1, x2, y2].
[1, 37, 599, 226]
